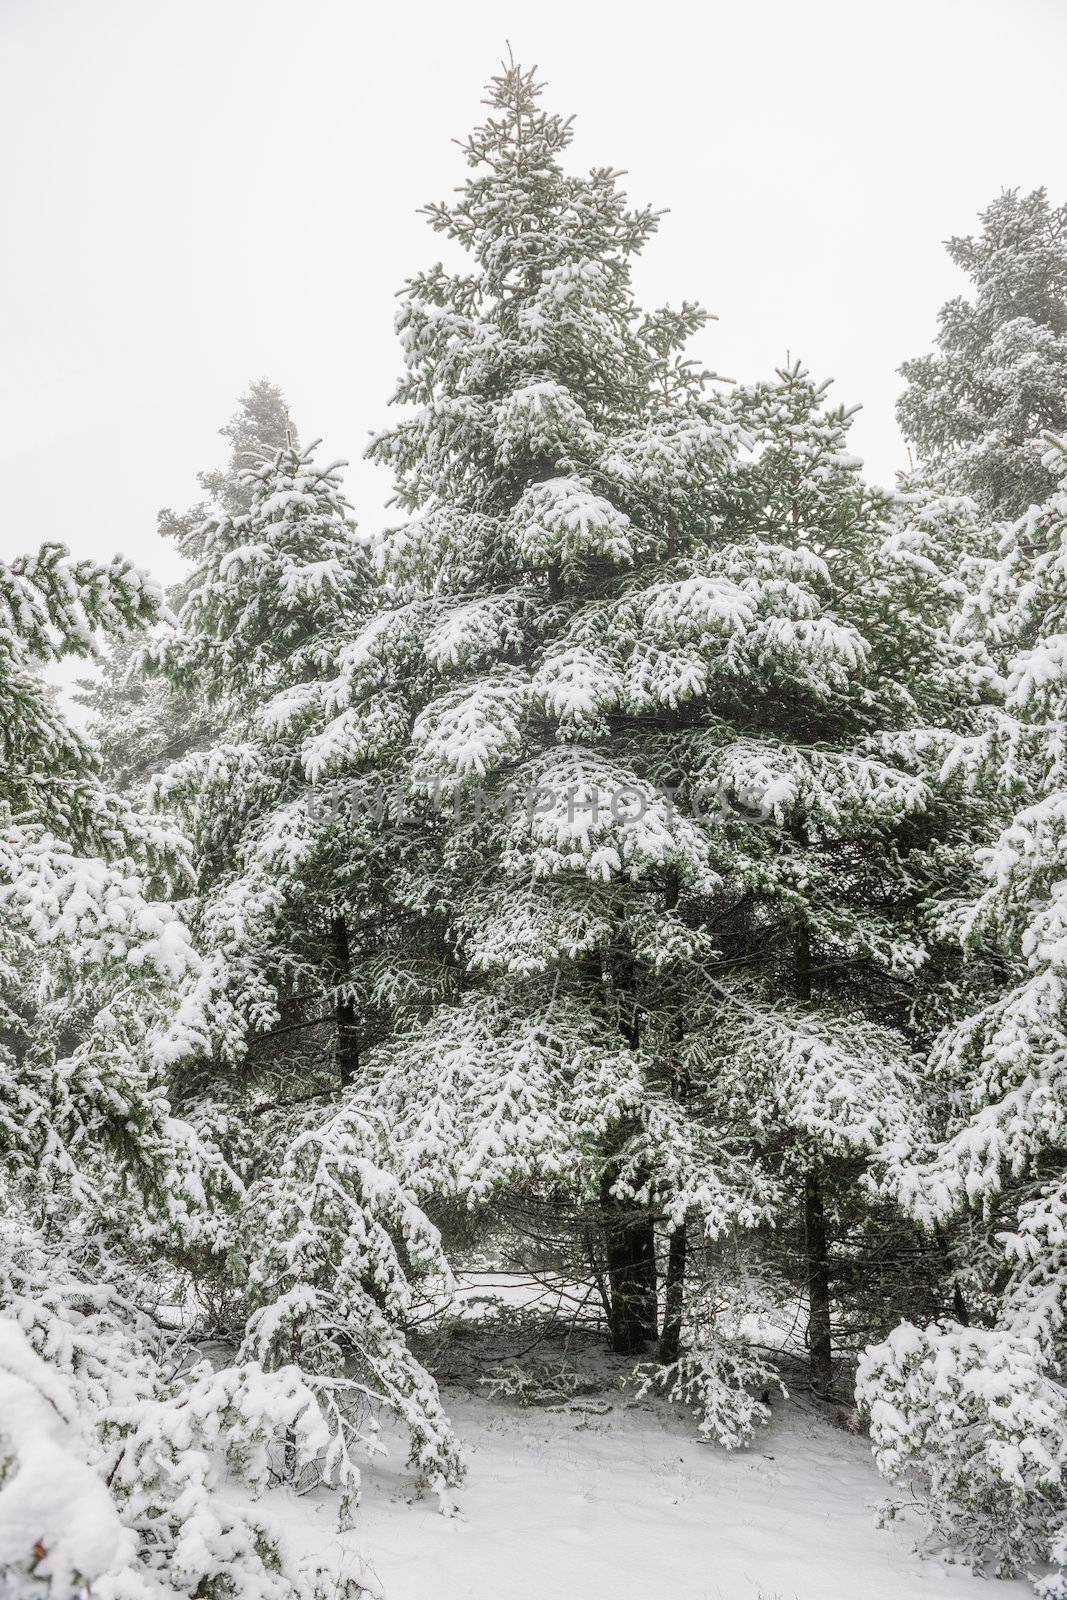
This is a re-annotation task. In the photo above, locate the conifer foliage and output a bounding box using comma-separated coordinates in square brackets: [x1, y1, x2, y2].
[288, 63, 961, 1403]
[78, 379, 294, 791]
[0, 542, 200, 1227]
[859, 439, 1067, 1592]
[898, 188, 1067, 517]
[291, 58, 766, 1358]
[6, 53, 1067, 1600]
[142, 436, 463, 1508]
[0, 543, 370, 1598]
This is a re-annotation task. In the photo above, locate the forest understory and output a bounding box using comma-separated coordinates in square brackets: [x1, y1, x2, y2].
[210, 1275, 1037, 1600]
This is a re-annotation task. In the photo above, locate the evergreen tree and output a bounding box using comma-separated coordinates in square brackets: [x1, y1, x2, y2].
[196, 377, 298, 523]
[289, 65, 967, 1394]
[288, 58, 765, 1359]
[0, 542, 367, 1599]
[669, 361, 979, 1393]
[860, 435, 1067, 1592]
[899, 188, 1067, 518]
[0, 543, 193, 1212]
[142, 439, 462, 1500]
[78, 379, 296, 790]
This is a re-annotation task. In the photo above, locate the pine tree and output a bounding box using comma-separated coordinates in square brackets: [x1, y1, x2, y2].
[289, 65, 968, 1391]
[668, 361, 981, 1395]
[899, 188, 1067, 518]
[142, 438, 462, 1500]
[0, 542, 369, 1598]
[286, 58, 770, 1359]
[78, 379, 296, 791]
[0, 543, 194, 1214]
[157, 376, 298, 569]
[859, 436, 1067, 1591]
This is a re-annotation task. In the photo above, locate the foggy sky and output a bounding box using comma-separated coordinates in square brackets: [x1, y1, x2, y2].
[2, 0, 1066, 591]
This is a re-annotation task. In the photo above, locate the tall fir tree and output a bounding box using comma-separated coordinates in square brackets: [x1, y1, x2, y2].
[291, 58, 767, 1359]
[898, 188, 1067, 519]
[283, 64, 970, 1396]
[78, 379, 296, 790]
[860, 436, 1067, 1593]
[142, 438, 462, 1503]
[0, 541, 371, 1600]
[665, 361, 981, 1393]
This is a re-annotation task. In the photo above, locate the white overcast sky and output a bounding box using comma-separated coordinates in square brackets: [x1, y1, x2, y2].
[2, 0, 1066, 590]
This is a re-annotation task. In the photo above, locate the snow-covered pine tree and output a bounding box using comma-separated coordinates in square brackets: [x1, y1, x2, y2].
[657, 360, 982, 1396]
[899, 188, 1067, 518]
[142, 438, 462, 1504]
[0, 543, 194, 1214]
[858, 436, 1067, 1591]
[193, 378, 299, 528]
[0, 542, 371, 1599]
[288, 65, 967, 1390]
[276, 58, 774, 1360]
[78, 379, 295, 790]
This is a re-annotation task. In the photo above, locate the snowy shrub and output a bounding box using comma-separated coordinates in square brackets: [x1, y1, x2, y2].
[857, 1322, 1067, 1589]
[0, 1228, 374, 1600]
[479, 1359, 586, 1407]
[238, 1098, 464, 1514]
[634, 1337, 785, 1450]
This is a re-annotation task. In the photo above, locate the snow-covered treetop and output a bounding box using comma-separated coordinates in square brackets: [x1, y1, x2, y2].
[158, 377, 298, 572]
[899, 187, 1067, 517]
[368, 56, 735, 553]
[144, 441, 369, 708]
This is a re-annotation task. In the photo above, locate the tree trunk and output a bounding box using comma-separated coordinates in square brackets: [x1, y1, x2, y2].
[331, 915, 358, 1089]
[933, 1222, 971, 1326]
[284, 1326, 303, 1481]
[794, 916, 833, 1398]
[657, 1222, 687, 1365]
[952, 1277, 971, 1327]
[600, 1167, 658, 1355]
[804, 1165, 833, 1398]
[600, 955, 658, 1356]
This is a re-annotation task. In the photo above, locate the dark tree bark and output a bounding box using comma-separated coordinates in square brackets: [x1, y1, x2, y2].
[933, 1222, 971, 1326]
[796, 917, 833, 1397]
[951, 1277, 971, 1328]
[600, 1165, 659, 1355]
[331, 915, 358, 1089]
[656, 1221, 687, 1365]
[600, 956, 658, 1355]
[804, 1164, 834, 1398]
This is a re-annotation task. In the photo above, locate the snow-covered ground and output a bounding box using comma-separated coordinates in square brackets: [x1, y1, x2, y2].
[269, 1383, 1031, 1600]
